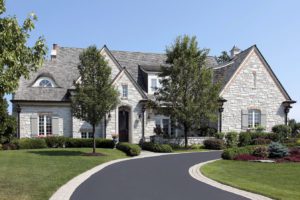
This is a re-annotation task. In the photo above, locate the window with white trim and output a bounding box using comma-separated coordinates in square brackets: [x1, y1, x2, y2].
[81, 132, 93, 138]
[122, 85, 128, 98]
[154, 116, 171, 135]
[248, 109, 261, 128]
[33, 77, 56, 88]
[151, 78, 157, 92]
[39, 115, 52, 135]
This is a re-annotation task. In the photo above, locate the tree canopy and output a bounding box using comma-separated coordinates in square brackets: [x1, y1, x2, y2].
[0, 0, 47, 96]
[156, 35, 221, 147]
[72, 46, 119, 153]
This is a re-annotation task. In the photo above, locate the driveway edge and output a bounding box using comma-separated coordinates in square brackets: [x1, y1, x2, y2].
[189, 159, 273, 200]
[50, 151, 181, 200]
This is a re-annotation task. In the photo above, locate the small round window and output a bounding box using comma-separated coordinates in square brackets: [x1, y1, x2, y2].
[39, 79, 53, 87]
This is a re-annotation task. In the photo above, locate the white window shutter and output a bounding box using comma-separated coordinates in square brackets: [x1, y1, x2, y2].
[31, 114, 38, 137]
[261, 110, 267, 128]
[241, 109, 248, 129]
[52, 116, 59, 135]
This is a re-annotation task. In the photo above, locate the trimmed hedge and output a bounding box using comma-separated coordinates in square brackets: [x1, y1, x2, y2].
[222, 146, 256, 160]
[116, 142, 141, 156]
[45, 136, 66, 148]
[203, 139, 225, 150]
[17, 138, 47, 149]
[65, 138, 114, 148]
[141, 142, 173, 153]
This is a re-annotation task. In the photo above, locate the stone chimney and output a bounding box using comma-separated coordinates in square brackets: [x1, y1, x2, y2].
[51, 43, 58, 60]
[230, 45, 241, 58]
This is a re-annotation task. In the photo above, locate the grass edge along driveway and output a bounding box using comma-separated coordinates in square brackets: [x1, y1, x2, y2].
[0, 148, 127, 200]
[201, 160, 300, 200]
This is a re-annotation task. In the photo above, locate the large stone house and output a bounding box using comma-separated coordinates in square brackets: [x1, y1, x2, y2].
[12, 44, 296, 143]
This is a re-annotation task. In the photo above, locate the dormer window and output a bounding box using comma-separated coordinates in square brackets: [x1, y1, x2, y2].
[39, 79, 53, 87]
[33, 77, 56, 88]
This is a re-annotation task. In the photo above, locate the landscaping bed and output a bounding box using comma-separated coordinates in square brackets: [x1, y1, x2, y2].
[0, 148, 127, 200]
[201, 160, 300, 200]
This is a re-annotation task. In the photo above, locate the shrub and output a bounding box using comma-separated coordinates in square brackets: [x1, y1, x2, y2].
[289, 147, 300, 155]
[225, 132, 238, 148]
[265, 132, 280, 142]
[234, 154, 261, 161]
[0, 143, 2, 150]
[255, 125, 265, 133]
[215, 132, 225, 140]
[297, 139, 300, 146]
[268, 142, 289, 158]
[45, 136, 66, 148]
[253, 138, 271, 145]
[222, 146, 256, 160]
[17, 138, 47, 149]
[250, 132, 267, 141]
[2, 143, 18, 150]
[239, 132, 251, 147]
[203, 139, 225, 150]
[272, 125, 292, 141]
[253, 146, 269, 158]
[65, 138, 114, 148]
[141, 142, 173, 153]
[96, 139, 115, 148]
[116, 142, 141, 156]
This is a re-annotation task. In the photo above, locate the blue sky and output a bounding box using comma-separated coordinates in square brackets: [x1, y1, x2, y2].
[4, 0, 300, 121]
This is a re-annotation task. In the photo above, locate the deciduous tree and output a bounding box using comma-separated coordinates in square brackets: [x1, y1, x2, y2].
[72, 46, 119, 153]
[156, 35, 220, 148]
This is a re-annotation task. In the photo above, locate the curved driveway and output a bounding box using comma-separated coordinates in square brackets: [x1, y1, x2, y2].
[71, 151, 249, 200]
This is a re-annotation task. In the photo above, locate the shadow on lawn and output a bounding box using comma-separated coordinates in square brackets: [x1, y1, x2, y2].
[28, 150, 85, 156]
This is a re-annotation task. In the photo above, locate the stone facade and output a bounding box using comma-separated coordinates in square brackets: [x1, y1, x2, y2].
[19, 104, 72, 138]
[221, 50, 286, 132]
[15, 45, 293, 142]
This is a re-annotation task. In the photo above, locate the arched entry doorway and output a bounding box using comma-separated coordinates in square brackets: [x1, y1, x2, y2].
[118, 106, 130, 142]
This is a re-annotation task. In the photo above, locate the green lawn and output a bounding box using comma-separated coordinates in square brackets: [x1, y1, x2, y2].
[201, 160, 300, 200]
[0, 148, 127, 200]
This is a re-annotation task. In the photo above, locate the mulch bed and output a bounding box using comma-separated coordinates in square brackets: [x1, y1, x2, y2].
[81, 152, 106, 156]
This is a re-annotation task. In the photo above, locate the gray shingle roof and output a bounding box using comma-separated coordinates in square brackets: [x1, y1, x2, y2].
[12, 45, 251, 102]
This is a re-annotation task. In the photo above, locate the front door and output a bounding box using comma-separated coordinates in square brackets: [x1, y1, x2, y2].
[119, 108, 129, 142]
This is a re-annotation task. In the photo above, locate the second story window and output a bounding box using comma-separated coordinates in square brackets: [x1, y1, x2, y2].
[122, 85, 128, 98]
[151, 79, 157, 92]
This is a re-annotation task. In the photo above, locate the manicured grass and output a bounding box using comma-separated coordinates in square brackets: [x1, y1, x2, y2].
[201, 160, 300, 200]
[0, 148, 127, 200]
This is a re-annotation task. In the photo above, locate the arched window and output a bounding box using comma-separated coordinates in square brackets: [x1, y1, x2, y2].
[33, 77, 56, 88]
[248, 109, 261, 128]
[39, 79, 53, 87]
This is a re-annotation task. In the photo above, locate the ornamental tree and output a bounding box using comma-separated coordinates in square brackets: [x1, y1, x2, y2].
[0, 0, 47, 96]
[156, 35, 220, 148]
[72, 46, 119, 154]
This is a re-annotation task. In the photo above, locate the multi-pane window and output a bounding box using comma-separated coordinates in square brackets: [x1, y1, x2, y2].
[155, 117, 170, 135]
[248, 109, 261, 128]
[39, 115, 52, 135]
[39, 79, 53, 87]
[122, 85, 128, 98]
[151, 79, 157, 92]
[81, 132, 93, 138]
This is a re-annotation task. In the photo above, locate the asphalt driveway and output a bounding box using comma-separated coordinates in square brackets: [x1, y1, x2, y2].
[71, 151, 249, 200]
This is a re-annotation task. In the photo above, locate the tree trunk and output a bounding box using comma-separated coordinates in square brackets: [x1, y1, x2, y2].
[184, 123, 188, 149]
[92, 124, 96, 154]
